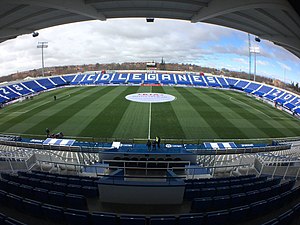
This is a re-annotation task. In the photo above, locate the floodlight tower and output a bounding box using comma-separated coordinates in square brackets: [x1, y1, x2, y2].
[248, 33, 251, 80]
[250, 46, 260, 82]
[37, 41, 48, 77]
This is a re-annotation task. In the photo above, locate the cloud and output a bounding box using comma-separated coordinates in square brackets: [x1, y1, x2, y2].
[277, 62, 292, 71]
[0, 18, 299, 83]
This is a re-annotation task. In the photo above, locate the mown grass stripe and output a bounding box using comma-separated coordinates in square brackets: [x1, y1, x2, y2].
[184, 88, 250, 139]
[0, 87, 89, 133]
[204, 89, 287, 138]
[112, 86, 150, 139]
[164, 87, 220, 139]
[225, 91, 300, 132]
[0, 88, 71, 117]
[79, 86, 139, 138]
[194, 88, 270, 138]
[150, 86, 186, 139]
[55, 86, 128, 137]
[24, 86, 112, 135]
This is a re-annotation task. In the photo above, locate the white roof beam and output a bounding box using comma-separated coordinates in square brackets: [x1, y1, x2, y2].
[191, 0, 292, 23]
[3, 0, 106, 21]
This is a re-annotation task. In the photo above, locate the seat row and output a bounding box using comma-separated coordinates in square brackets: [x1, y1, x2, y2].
[262, 202, 300, 225]
[185, 175, 267, 189]
[184, 177, 282, 200]
[0, 212, 27, 225]
[191, 180, 296, 212]
[30, 170, 99, 181]
[1, 186, 299, 225]
[1, 173, 98, 197]
[184, 174, 256, 184]
[0, 180, 88, 210]
[17, 171, 98, 187]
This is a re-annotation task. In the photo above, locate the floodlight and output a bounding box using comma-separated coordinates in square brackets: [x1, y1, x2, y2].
[32, 31, 39, 37]
[146, 18, 154, 22]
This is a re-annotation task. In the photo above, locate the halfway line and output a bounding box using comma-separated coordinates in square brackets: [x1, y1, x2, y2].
[148, 86, 152, 139]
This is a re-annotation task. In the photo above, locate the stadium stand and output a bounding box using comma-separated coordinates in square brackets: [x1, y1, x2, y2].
[1, 72, 300, 118]
[0, 170, 299, 225]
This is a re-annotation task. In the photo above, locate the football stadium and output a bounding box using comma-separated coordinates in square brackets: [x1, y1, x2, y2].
[1, 1, 300, 225]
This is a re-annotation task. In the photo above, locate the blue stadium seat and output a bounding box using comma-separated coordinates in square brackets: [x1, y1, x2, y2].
[19, 185, 33, 199]
[67, 184, 82, 195]
[249, 200, 268, 217]
[216, 186, 230, 196]
[191, 197, 213, 212]
[260, 218, 279, 225]
[184, 188, 200, 200]
[206, 210, 230, 225]
[231, 193, 246, 207]
[90, 212, 117, 225]
[119, 215, 147, 225]
[39, 180, 53, 190]
[149, 216, 177, 225]
[0, 213, 5, 223]
[82, 186, 98, 197]
[66, 194, 87, 210]
[4, 217, 28, 225]
[64, 209, 90, 225]
[23, 199, 42, 217]
[229, 205, 250, 223]
[178, 214, 204, 225]
[7, 194, 23, 212]
[200, 187, 215, 197]
[0, 190, 8, 203]
[277, 209, 294, 225]
[230, 185, 243, 194]
[48, 191, 65, 207]
[213, 195, 230, 210]
[52, 182, 67, 193]
[33, 187, 49, 203]
[41, 204, 65, 223]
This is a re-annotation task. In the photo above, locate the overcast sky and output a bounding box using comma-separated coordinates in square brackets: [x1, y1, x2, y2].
[0, 18, 299, 83]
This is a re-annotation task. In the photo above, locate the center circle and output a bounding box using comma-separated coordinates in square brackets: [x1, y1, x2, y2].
[125, 93, 176, 103]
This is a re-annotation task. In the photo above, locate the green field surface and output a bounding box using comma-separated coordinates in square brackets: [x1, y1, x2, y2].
[1, 86, 300, 142]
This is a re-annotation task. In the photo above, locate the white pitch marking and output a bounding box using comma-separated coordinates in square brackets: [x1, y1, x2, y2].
[229, 96, 272, 119]
[148, 86, 152, 139]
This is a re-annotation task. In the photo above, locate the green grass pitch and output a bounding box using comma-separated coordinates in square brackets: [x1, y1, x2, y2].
[1, 85, 300, 142]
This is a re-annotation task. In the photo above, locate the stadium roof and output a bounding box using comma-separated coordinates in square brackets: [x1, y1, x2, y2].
[0, 0, 299, 58]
